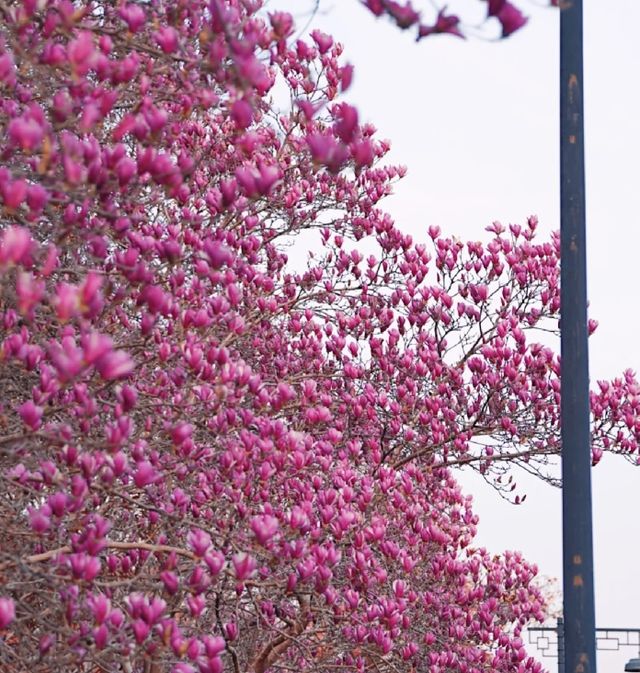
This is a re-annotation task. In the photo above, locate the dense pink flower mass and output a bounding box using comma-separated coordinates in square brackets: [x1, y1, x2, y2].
[1, 2, 638, 672]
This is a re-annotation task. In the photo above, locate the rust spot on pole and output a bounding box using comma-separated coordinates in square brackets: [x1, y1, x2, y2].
[568, 73, 579, 104]
[576, 653, 590, 672]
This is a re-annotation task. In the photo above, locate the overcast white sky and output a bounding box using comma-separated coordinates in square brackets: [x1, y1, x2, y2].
[272, 1, 640, 670]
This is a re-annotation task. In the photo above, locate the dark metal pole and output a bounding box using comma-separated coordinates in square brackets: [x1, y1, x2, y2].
[560, 1, 597, 672]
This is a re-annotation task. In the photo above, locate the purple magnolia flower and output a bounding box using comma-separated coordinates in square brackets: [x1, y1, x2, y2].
[8, 116, 44, 151]
[0, 597, 15, 629]
[187, 528, 211, 557]
[311, 30, 333, 54]
[119, 3, 146, 32]
[154, 26, 179, 53]
[231, 99, 253, 129]
[18, 400, 43, 430]
[418, 10, 465, 40]
[384, 1, 420, 29]
[0, 225, 32, 266]
[496, 2, 528, 37]
[250, 514, 279, 545]
[95, 349, 135, 381]
[231, 552, 256, 580]
[133, 461, 157, 488]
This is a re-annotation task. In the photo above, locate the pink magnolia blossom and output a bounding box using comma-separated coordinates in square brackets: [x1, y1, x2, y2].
[0, 597, 16, 630]
[334, 103, 359, 144]
[310, 30, 333, 54]
[133, 461, 157, 488]
[232, 553, 257, 581]
[250, 514, 279, 545]
[340, 63, 354, 91]
[418, 10, 465, 40]
[0, 51, 16, 86]
[18, 400, 43, 430]
[119, 3, 146, 32]
[187, 529, 212, 557]
[307, 133, 349, 173]
[154, 27, 179, 54]
[81, 332, 113, 365]
[1, 177, 28, 210]
[48, 336, 84, 381]
[8, 115, 44, 151]
[172, 665, 196, 673]
[93, 624, 109, 649]
[270, 11, 294, 39]
[202, 239, 233, 269]
[495, 2, 528, 37]
[67, 32, 96, 76]
[16, 271, 44, 315]
[88, 593, 111, 624]
[79, 271, 104, 317]
[351, 139, 375, 167]
[28, 506, 51, 534]
[95, 350, 134, 380]
[230, 99, 253, 129]
[48, 492, 69, 517]
[53, 283, 80, 322]
[0, 225, 32, 266]
[26, 183, 49, 214]
[384, 1, 421, 29]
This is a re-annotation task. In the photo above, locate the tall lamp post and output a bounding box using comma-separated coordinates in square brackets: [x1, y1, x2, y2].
[559, 0, 597, 670]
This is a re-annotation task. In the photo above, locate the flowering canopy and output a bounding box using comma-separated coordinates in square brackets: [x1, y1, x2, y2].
[1, 1, 639, 673]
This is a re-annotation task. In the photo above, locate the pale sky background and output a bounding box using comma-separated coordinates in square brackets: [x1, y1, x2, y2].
[271, 1, 640, 670]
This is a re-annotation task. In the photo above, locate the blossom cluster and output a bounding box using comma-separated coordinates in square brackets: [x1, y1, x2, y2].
[360, 0, 553, 40]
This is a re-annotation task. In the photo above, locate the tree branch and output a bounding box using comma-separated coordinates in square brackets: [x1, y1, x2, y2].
[0, 540, 197, 571]
[250, 595, 311, 673]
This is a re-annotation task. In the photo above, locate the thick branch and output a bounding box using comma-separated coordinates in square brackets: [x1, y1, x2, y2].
[251, 595, 311, 673]
[0, 540, 196, 571]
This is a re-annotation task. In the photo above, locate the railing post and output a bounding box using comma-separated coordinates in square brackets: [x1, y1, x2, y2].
[558, 617, 565, 673]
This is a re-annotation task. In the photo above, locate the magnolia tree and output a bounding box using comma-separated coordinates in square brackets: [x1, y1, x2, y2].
[1, 1, 640, 673]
